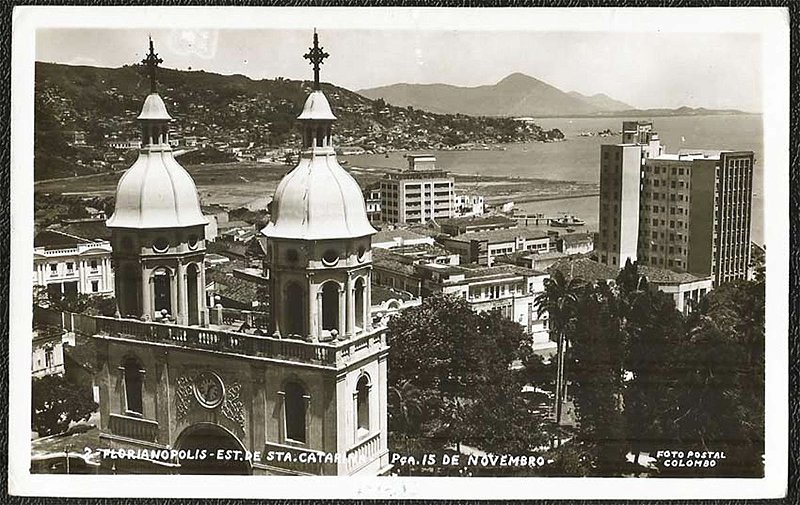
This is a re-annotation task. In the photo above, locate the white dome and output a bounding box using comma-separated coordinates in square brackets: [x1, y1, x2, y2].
[262, 153, 376, 240]
[137, 93, 172, 121]
[297, 91, 337, 121]
[106, 149, 206, 229]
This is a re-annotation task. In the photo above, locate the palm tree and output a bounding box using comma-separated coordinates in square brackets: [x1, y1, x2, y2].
[535, 270, 584, 432]
[388, 378, 424, 435]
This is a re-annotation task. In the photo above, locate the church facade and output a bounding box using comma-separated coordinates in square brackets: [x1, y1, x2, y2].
[87, 36, 391, 476]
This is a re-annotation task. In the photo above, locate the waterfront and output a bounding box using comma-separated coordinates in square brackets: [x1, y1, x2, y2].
[342, 114, 764, 245]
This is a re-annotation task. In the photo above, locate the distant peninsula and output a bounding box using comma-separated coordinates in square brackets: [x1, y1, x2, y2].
[358, 73, 752, 118]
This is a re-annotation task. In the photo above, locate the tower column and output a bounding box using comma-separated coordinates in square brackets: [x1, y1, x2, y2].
[338, 284, 346, 339]
[315, 290, 323, 338]
[197, 261, 207, 327]
[177, 261, 188, 325]
[346, 276, 355, 337]
[169, 268, 178, 320]
[365, 272, 372, 331]
[142, 270, 153, 319]
[308, 278, 318, 340]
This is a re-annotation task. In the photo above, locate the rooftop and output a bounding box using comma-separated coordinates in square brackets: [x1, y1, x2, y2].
[372, 227, 433, 244]
[459, 263, 545, 280]
[547, 256, 619, 282]
[372, 248, 417, 276]
[451, 225, 549, 244]
[438, 215, 516, 229]
[371, 285, 417, 304]
[638, 265, 709, 284]
[51, 220, 112, 242]
[34, 230, 92, 249]
[560, 232, 594, 245]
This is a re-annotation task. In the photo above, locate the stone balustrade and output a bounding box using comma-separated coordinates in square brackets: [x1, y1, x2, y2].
[108, 413, 159, 443]
[34, 308, 385, 369]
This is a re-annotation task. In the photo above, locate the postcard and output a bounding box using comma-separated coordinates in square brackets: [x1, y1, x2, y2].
[8, 5, 789, 499]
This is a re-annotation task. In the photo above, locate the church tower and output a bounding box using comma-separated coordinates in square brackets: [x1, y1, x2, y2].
[263, 31, 378, 342]
[106, 39, 208, 326]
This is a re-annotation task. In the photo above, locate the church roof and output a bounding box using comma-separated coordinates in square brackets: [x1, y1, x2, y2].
[297, 91, 337, 121]
[137, 93, 172, 121]
[261, 151, 376, 240]
[106, 139, 206, 229]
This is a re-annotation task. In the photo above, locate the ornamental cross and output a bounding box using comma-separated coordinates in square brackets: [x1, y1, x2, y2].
[303, 30, 329, 90]
[141, 37, 163, 93]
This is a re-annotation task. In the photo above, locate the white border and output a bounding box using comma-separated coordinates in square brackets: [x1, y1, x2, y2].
[9, 6, 789, 499]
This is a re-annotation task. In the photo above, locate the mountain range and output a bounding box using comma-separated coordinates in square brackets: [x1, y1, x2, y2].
[359, 73, 745, 118]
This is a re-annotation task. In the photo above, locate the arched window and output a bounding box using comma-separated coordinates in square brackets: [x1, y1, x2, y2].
[284, 381, 307, 443]
[356, 375, 370, 433]
[354, 278, 365, 330]
[321, 282, 339, 332]
[153, 267, 172, 315]
[316, 127, 324, 147]
[186, 263, 200, 325]
[122, 357, 144, 416]
[285, 282, 305, 336]
[119, 264, 141, 317]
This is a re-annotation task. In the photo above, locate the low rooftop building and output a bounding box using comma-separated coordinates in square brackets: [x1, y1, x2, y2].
[438, 215, 517, 236]
[441, 226, 553, 266]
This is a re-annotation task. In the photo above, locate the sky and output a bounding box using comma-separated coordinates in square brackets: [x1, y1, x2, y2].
[36, 28, 762, 112]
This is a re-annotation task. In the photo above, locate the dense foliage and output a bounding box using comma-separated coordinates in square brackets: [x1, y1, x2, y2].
[544, 260, 765, 477]
[386, 294, 552, 466]
[31, 374, 98, 437]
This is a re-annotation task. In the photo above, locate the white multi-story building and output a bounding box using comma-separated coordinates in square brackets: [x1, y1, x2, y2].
[33, 230, 114, 298]
[380, 154, 454, 224]
[598, 121, 754, 286]
[372, 249, 554, 352]
[454, 194, 486, 216]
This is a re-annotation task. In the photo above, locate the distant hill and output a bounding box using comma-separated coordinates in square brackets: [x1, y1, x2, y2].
[567, 91, 634, 112]
[33, 63, 560, 180]
[359, 73, 598, 117]
[360, 73, 747, 118]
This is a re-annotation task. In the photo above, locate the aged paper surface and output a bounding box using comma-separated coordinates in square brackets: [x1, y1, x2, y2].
[8, 6, 789, 499]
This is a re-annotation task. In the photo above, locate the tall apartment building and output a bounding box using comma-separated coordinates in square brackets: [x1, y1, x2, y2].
[380, 154, 454, 225]
[597, 121, 754, 286]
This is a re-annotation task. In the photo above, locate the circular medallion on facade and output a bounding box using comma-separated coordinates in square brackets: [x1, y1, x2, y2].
[322, 249, 339, 266]
[187, 234, 199, 250]
[153, 237, 170, 253]
[193, 371, 225, 409]
[357, 245, 367, 263]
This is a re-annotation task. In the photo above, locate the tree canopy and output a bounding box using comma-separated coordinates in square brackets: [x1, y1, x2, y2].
[386, 293, 552, 464]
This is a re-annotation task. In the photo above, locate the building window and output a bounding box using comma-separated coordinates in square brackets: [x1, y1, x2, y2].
[285, 282, 305, 336]
[66, 262, 74, 272]
[354, 277, 365, 330]
[44, 345, 54, 369]
[91, 280, 99, 293]
[122, 357, 144, 416]
[284, 381, 307, 443]
[49, 264, 57, 274]
[90, 260, 98, 271]
[321, 282, 340, 333]
[356, 375, 370, 434]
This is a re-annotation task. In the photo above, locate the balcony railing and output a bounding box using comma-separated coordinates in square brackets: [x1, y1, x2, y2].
[108, 413, 159, 443]
[345, 433, 381, 472]
[33, 308, 385, 368]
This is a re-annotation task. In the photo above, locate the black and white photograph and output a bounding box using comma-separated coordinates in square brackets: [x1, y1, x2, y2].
[8, 6, 789, 500]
